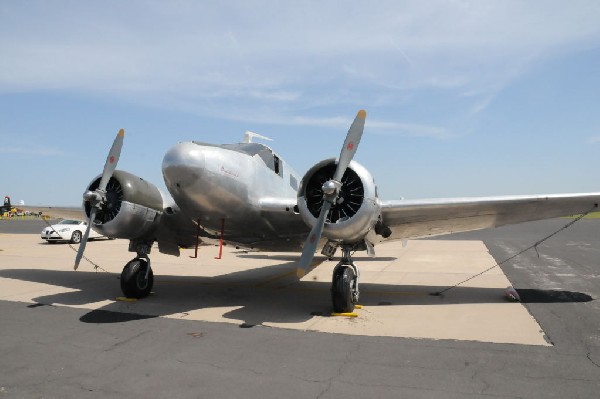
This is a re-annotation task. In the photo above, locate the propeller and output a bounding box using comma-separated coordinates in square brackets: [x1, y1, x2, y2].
[297, 110, 366, 277]
[74, 129, 124, 270]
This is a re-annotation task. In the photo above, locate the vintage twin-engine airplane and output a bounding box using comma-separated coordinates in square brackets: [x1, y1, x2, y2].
[74, 110, 600, 313]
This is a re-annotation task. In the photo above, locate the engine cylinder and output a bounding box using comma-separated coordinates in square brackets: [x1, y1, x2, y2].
[297, 159, 381, 243]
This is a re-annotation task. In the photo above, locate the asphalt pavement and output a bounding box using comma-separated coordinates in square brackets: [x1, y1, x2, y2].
[0, 218, 59, 234]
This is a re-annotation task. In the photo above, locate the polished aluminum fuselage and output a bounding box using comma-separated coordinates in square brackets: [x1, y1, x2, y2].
[159, 139, 600, 253]
[162, 141, 308, 249]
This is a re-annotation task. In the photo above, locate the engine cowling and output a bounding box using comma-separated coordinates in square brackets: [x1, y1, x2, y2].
[83, 170, 164, 239]
[297, 158, 381, 243]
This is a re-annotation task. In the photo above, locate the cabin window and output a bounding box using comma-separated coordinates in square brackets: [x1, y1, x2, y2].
[274, 155, 282, 177]
[290, 175, 298, 191]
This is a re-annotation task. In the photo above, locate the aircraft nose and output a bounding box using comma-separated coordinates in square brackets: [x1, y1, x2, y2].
[162, 142, 205, 192]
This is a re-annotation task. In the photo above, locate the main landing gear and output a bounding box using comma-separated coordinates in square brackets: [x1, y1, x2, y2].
[120, 242, 154, 298]
[331, 246, 360, 313]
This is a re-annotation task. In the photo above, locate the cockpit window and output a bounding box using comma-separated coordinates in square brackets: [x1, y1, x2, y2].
[255, 147, 283, 177]
[192, 141, 283, 177]
[257, 147, 275, 170]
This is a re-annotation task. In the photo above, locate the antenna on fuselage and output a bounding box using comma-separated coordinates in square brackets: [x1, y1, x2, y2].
[243, 131, 273, 144]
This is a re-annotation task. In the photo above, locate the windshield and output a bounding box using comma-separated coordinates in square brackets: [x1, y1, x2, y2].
[57, 220, 81, 225]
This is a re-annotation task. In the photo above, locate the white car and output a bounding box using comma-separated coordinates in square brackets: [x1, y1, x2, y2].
[41, 219, 105, 244]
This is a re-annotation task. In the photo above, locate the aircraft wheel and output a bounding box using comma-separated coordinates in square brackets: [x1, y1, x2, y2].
[120, 258, 153, 298]
[332, 266, 355, 313]
[70, 230, 82, 244]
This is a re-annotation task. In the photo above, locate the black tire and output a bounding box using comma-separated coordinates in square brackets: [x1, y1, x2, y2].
[331, 266, 355, 313]
[120, 259, 154, 298]
[70, 230, 82, 244]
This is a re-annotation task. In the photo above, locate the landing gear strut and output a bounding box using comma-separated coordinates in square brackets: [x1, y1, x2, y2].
[120, 242, 154, 298]
[331, 246, 360, 313]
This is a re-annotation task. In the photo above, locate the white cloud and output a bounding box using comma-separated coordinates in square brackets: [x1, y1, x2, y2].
[1, 1, 600, 131]
[185, 109, 453, 139]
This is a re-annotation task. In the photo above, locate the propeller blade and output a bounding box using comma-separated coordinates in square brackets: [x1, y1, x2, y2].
[75, 129, 124, 270]
[98, 129, 124, 192]
[332, 110, 366, 182]
[296, 110, 367, 277]
[297, 201, 332, 277]
[74, 208, 96, 270]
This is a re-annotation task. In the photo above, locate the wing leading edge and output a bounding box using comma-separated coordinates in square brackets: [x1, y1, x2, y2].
[380, 193, 600, 241]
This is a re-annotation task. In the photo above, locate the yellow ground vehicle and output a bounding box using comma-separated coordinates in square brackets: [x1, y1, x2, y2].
[1, 196, 17, 217]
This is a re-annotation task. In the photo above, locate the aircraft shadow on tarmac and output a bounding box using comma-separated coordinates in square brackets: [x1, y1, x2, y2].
[236, 253, 398, 262]
[0, 262, 593, 326]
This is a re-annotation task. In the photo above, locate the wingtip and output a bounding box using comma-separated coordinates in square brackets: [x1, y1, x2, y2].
[357, 109, 367, 119]
[118, 129, 125, 137]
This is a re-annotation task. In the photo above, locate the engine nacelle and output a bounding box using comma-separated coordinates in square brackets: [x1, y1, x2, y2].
[84, 170, 164, 240]
[297, 158, 381, 243]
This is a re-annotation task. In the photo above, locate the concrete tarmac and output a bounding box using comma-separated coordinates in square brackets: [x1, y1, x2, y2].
[0, 226, 546, 345]
[1, 218, 599, 398]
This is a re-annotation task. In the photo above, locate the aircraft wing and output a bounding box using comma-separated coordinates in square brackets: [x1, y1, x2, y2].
[380, 193, 600, 240]
[257, 197, 311, 245]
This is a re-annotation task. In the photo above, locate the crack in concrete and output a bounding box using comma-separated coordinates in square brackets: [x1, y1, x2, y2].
[103, 330, 150, 352]
[586, 352, 600, 368]
[315, 342, 359, 399]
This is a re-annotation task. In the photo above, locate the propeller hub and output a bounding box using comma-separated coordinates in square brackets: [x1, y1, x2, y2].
[83, 190, 103, 205]
[322, 180, 342, 200]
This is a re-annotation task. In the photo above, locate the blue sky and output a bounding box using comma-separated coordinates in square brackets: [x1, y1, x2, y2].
[1, 1, 600, 206]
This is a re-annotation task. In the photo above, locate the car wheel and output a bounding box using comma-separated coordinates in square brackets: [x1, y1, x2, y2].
[70, 230, 82, 244]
